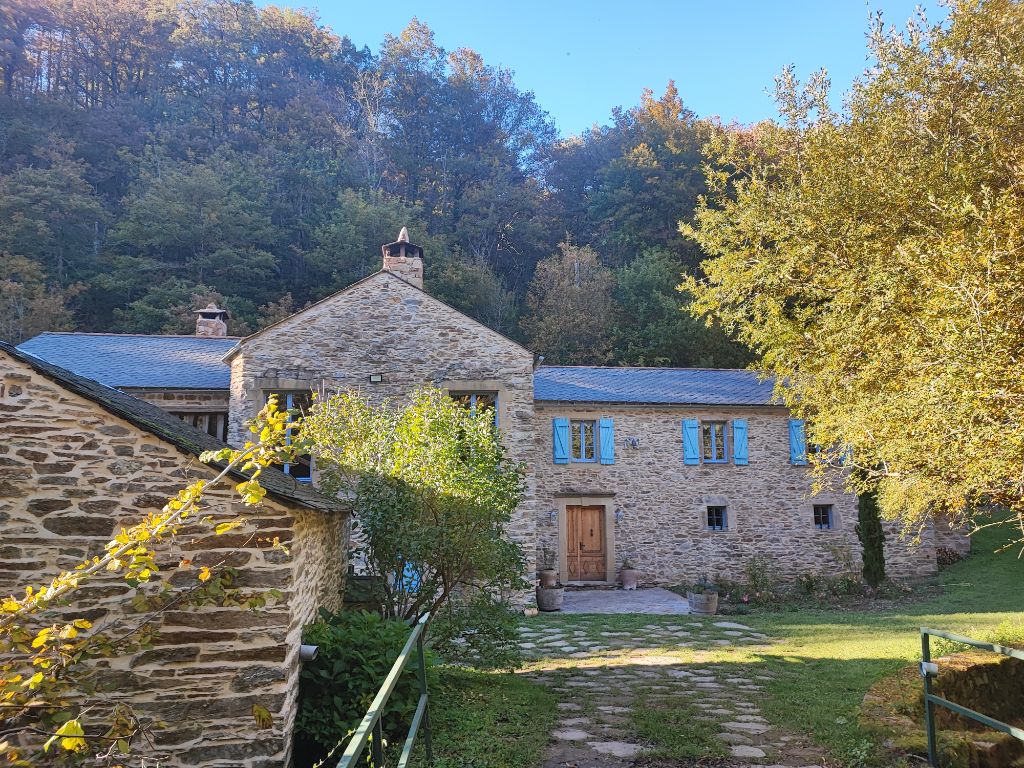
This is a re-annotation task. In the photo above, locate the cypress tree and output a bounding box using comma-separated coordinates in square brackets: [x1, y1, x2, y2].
[856, 489, 886, 587]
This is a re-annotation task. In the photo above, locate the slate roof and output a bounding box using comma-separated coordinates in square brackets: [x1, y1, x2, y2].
[1, 342, 343, 514]
[17, 332, 236, 390]
[534, 366, 777, 406]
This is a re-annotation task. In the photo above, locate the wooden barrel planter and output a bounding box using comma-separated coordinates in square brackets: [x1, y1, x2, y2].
[536, 585, 565, 612]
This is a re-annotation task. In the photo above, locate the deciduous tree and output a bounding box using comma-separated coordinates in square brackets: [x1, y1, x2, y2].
[684, 0, 1024, 545]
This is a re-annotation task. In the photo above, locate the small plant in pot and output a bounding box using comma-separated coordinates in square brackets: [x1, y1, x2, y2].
[620, 558, 639, 591]
[687, 574, 719, 615]
[538, 546, 558, 589]
[536, 580, 565, 611]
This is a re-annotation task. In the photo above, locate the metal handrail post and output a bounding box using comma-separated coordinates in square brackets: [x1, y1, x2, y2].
[921, 631, 938, 766]
[417, 631, 434, 763]
[371, 719, 384, 766]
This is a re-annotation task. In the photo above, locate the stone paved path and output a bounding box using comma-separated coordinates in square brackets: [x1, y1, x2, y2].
[560, 588, 691, 615]
[519, 617, 828, 768]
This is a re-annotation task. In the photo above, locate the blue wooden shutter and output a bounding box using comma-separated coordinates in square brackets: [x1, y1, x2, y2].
[682, 419, 700, 465]
[789, 419, 808, 465]
[732, 419, 748, 465]
[552, 418, 570, 464]
[598, 418, 615, 465]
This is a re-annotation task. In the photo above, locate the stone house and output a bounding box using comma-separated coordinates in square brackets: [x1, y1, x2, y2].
[0, 341, 347, 767]
[16, 230, 966, 592]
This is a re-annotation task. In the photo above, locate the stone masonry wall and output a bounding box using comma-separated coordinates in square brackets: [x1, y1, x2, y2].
[0, 354, 346, 767]
[227, 271, 538, 583]
[125, 388, 230, 413]
[534, 403, 937, 586]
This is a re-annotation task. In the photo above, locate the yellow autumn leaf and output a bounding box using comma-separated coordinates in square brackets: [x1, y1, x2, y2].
[198, 566, 211, 582]
[43, 719, 86, 753]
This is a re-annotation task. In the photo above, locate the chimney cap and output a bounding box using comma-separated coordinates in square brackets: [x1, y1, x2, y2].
[382, 227, 424, 260]
[195, 303, 228, 317]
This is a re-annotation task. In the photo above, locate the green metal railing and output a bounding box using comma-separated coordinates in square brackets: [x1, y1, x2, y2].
[920, 627, 1024, 767]
[337, 612, 433, 768]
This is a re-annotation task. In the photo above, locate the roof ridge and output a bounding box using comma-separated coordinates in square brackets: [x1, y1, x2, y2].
[29, 332, 241, 340]
[537, 365, 765, 373]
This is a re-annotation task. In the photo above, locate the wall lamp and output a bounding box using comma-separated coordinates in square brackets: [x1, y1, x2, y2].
[547, 510, 557, 524]
[615, 508, 624, 523]
[369, 373, 383, 383]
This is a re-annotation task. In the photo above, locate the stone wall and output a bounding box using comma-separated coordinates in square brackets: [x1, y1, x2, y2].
[0, 354, 346, 767]
[533, 403, 937, 586]
[226, 271, 538, 582]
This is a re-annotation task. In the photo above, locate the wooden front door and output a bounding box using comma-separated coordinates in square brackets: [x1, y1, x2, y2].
[566, 505, 606, 581]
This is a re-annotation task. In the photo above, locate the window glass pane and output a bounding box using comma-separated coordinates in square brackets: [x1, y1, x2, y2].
[583, 422, 594, 460]
[707, 505, 727, 531]
[813, 504, 833, 529]
[714, 423, 725, 460]
[266, 391, 313, 481]
[702, 424, 712, 459]
[571, 421, 582, 459]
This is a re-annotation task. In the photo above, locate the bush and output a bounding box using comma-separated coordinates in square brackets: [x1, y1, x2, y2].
[295, 609, 430, 767]
[429, 593, 523, 671]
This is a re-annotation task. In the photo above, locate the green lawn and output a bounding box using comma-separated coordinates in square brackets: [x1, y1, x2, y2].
[424, 667, 557, 768]
[729, 525, 1023, 766]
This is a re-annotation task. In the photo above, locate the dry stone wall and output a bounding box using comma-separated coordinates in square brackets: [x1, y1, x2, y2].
[0, 354, 346, 767]
[534, 403, 938, 586]
[227, 271, 538, 582]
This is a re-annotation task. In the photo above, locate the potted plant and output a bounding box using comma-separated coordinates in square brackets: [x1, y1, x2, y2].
[620, 558, 639, 590]
[687, 574, 719, 615]
[538, 546, 558, 589]
[536, 581, 565, 611]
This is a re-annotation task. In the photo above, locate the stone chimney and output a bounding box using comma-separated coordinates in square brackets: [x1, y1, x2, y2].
[195, 303, 229, 337]
[381, 227, 424, 290]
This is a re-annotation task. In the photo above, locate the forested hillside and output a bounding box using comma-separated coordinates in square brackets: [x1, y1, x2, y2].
[0, 0, 747, 366]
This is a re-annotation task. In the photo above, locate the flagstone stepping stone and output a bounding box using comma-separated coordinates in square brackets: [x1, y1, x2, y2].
[557, 702, 582, 711]
[596, 705, 631, 714]
[723, 721, 771, 734]
[553, 728, 593, 741]
[560, 717, 592, 727]
[718, 732, 753, 744]
[713, 621, 752, 630]
[713, 639, 733, 645]
[730, 744, 767, 758]
[722, 630, 746, 637]
[520, 642, 536, 649]
[735, 714, 767, 722]
[588, 741, 643, 758]
[569, 651, 591, 658]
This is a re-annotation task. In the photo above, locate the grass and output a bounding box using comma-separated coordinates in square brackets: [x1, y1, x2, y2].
[424, 666, 557, 768]
[631, 695, 727, 762]
[694, 524, 1023, 766]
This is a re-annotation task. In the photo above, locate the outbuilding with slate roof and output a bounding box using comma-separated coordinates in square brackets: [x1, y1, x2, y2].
[0, 341, 346, 768]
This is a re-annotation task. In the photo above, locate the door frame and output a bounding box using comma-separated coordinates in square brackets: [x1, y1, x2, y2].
[557, 495, 616, 583]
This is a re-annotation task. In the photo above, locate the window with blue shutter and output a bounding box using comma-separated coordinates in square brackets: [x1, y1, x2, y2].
[682, 419, 700, 465]
[598, 418, 615, 465]
[553, 417, 570, 464]
[732, 419, 748, 465]
[789, 419, 808, 465]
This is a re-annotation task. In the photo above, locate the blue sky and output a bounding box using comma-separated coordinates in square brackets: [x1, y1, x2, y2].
[266, 1, 942, 135]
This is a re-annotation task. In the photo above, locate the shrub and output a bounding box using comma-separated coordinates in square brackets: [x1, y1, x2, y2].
[295, 609, 430, 766]
[429, 592, 523, 671]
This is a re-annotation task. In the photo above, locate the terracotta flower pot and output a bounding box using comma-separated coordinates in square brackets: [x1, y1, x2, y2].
[538, 568, 558, 588]
[536, 585, 565, 612]
[620, 568, 639, 590]
[687, 590, 719, 615]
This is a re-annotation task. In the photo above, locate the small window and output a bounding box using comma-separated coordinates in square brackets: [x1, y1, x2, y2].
[265, 391, 312, 482]
[813, 504, 834, 530]
[706, 505, 728, 531]
[570, 419, 596, 462]
[450, 391, 498, 426]
[701, 421, 728, 464]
